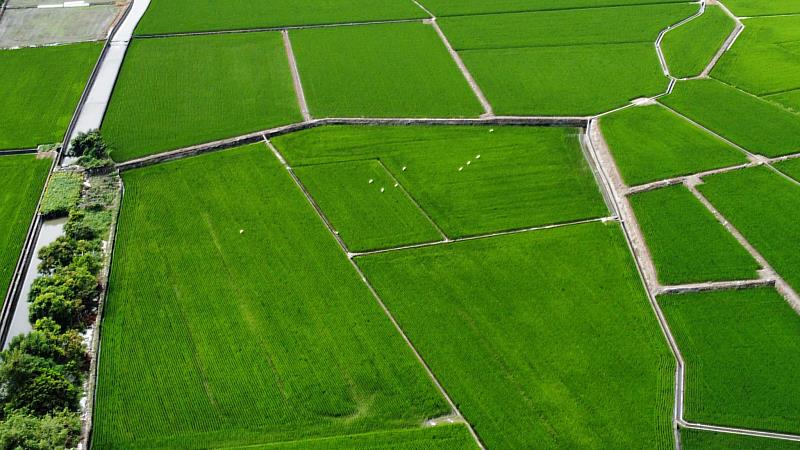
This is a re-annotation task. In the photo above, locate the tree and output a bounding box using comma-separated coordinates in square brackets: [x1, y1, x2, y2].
[29, 266, 98, 308]
[11, 370, 80, 416]
[63, 209, 97, 241]
[69, 130, 108, 160]
[28, 293, 84, 334]
[0, 409, 81, 450]
[37, 236, 100, 275]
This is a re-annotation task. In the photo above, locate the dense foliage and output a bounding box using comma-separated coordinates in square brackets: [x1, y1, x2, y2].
[39, 172, 82, 219]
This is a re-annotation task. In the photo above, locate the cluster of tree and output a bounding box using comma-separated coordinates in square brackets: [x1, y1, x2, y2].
[69, 131, 113, 171]
[0, 135, 113, 447]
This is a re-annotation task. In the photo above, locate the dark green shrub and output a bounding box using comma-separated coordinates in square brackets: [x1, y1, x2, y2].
[0, 409, 81, 450]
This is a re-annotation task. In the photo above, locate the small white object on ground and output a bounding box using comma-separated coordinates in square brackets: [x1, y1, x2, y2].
[489, 128, 494, 133]
[368, 179, 374, 184]
[394, 183, 399, 187]
[458, 167, 463, 172]
[64, 1, 90, 6]
[380, 187, 385, 193]
[466, 161, 471, 165]
[239, 229, 244, 234]
[475, 154, 481, 159]
[402, 166, 407, 171]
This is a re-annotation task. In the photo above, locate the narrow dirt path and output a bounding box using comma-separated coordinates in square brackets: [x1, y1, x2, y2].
[281, 30, 311, 122]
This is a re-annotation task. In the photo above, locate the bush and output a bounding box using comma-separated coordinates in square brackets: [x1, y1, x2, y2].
[0, 409, 81, 450]
[63, 209, 97, 241]
[29, 266, 98, 308]
[39, 172, 83, 219]
[28, 293, 83, 331]
[0, 351, 80, 416]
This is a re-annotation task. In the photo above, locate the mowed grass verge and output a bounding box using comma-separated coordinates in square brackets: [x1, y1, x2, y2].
[462, 43, 668, 116]
[101, 33, 301, 162]
[294, 160, 442, 252]
[93, 144, 450, 449]
[0, 43, 101, 150]
[661, 79, 800, 157]
[290, 23, 483, 118]
[0, 155, 50, 301]
[274, 125, 608, 239]
[134, 0, 427, 35]
[681, 429, 800, 449]
[661, 5, 736, 78]
[698, 166, 800, 294]
[630, 185, 760, 285]
[600, 105, 746, 186]
[357, 222, 676, 449]
[660, 288, 800, 433]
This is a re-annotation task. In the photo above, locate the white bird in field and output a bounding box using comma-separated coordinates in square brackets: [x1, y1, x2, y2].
[239, 229, 244, 234]
[458, 167, 463, 172]
[369, 179, 374, 184]
[380, 187, 385, 193]
[402, 166, 407, 171]
[466, 161, 471, 165]
[476, 154, 481, 159]
[394, 183, 399, 187]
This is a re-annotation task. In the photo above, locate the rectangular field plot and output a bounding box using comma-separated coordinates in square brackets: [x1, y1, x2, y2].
[357, 222, 676, 449]
[0, 155, 50, 301]
[775, 158, 800, 182]
[274, 126, 608, 238]
[698, 166, 800, 293]
[134, 0, 427, 35]
[713, 16, 800, 96]
[660, 288, 800, 433]
[0, 5, 122, 48]
[294, 160, 443, 252]
[101, 33, 301, 162]
[600, 105, 747, 186]
[226, 425, 478, 449]
[0, 42, 101, 150]
[290, 23, 482, 118]
[461, 42, 668, 116]
[661, 5, 736, 79]
[93, 144, 450, 449]
[630, 185, 760, 285]
[682, 429, 800, 449]
[417, 0, 684, 17]
[439, 3, 696, 50]
[661, 79, 800, 157]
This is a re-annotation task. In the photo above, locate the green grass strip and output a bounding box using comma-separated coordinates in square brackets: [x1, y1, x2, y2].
[601, 104, 746, 186]
[660, 288, 800, 433]
[93, 144, 449, 449]
[630, 184, 760, 285]
[0, 155, 50, 303]
[40, 171, 83, 219]
[358, 221, 675, 449]
[102, 32, 301, 162]
[661, 5, 736, 78]
[698, 166, 800, 294]
[661, 79, 800, 157]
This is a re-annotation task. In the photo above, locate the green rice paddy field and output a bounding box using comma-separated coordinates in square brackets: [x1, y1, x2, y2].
[101, 33, 300, 162]
[417, 0, 684, 16]
[600, 104, 746, 186]
[713, 16, 800, 96]
[438, 3, 696, 50]
[630, 185, 760, 285]
[0, 42, 101, 150]
[357, 222, 675, 449]
[274, 126, 608, 239]
[661, 79, 800, 157]
[0, 155, 50, 301]
[767, 89, 800, 113]
[698, 167, 800, 294]
[462, 42, 667, 116]
[660, 288, 800, 433]
[722, 0, 800, 18]
[134, 0, 427, 35]
[682, 429, 800, 449]
[289, 23, 482, 118]
[776, 158, 800, 182]
[661, 5, 735, 79]
[93, 144, 454, 449]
